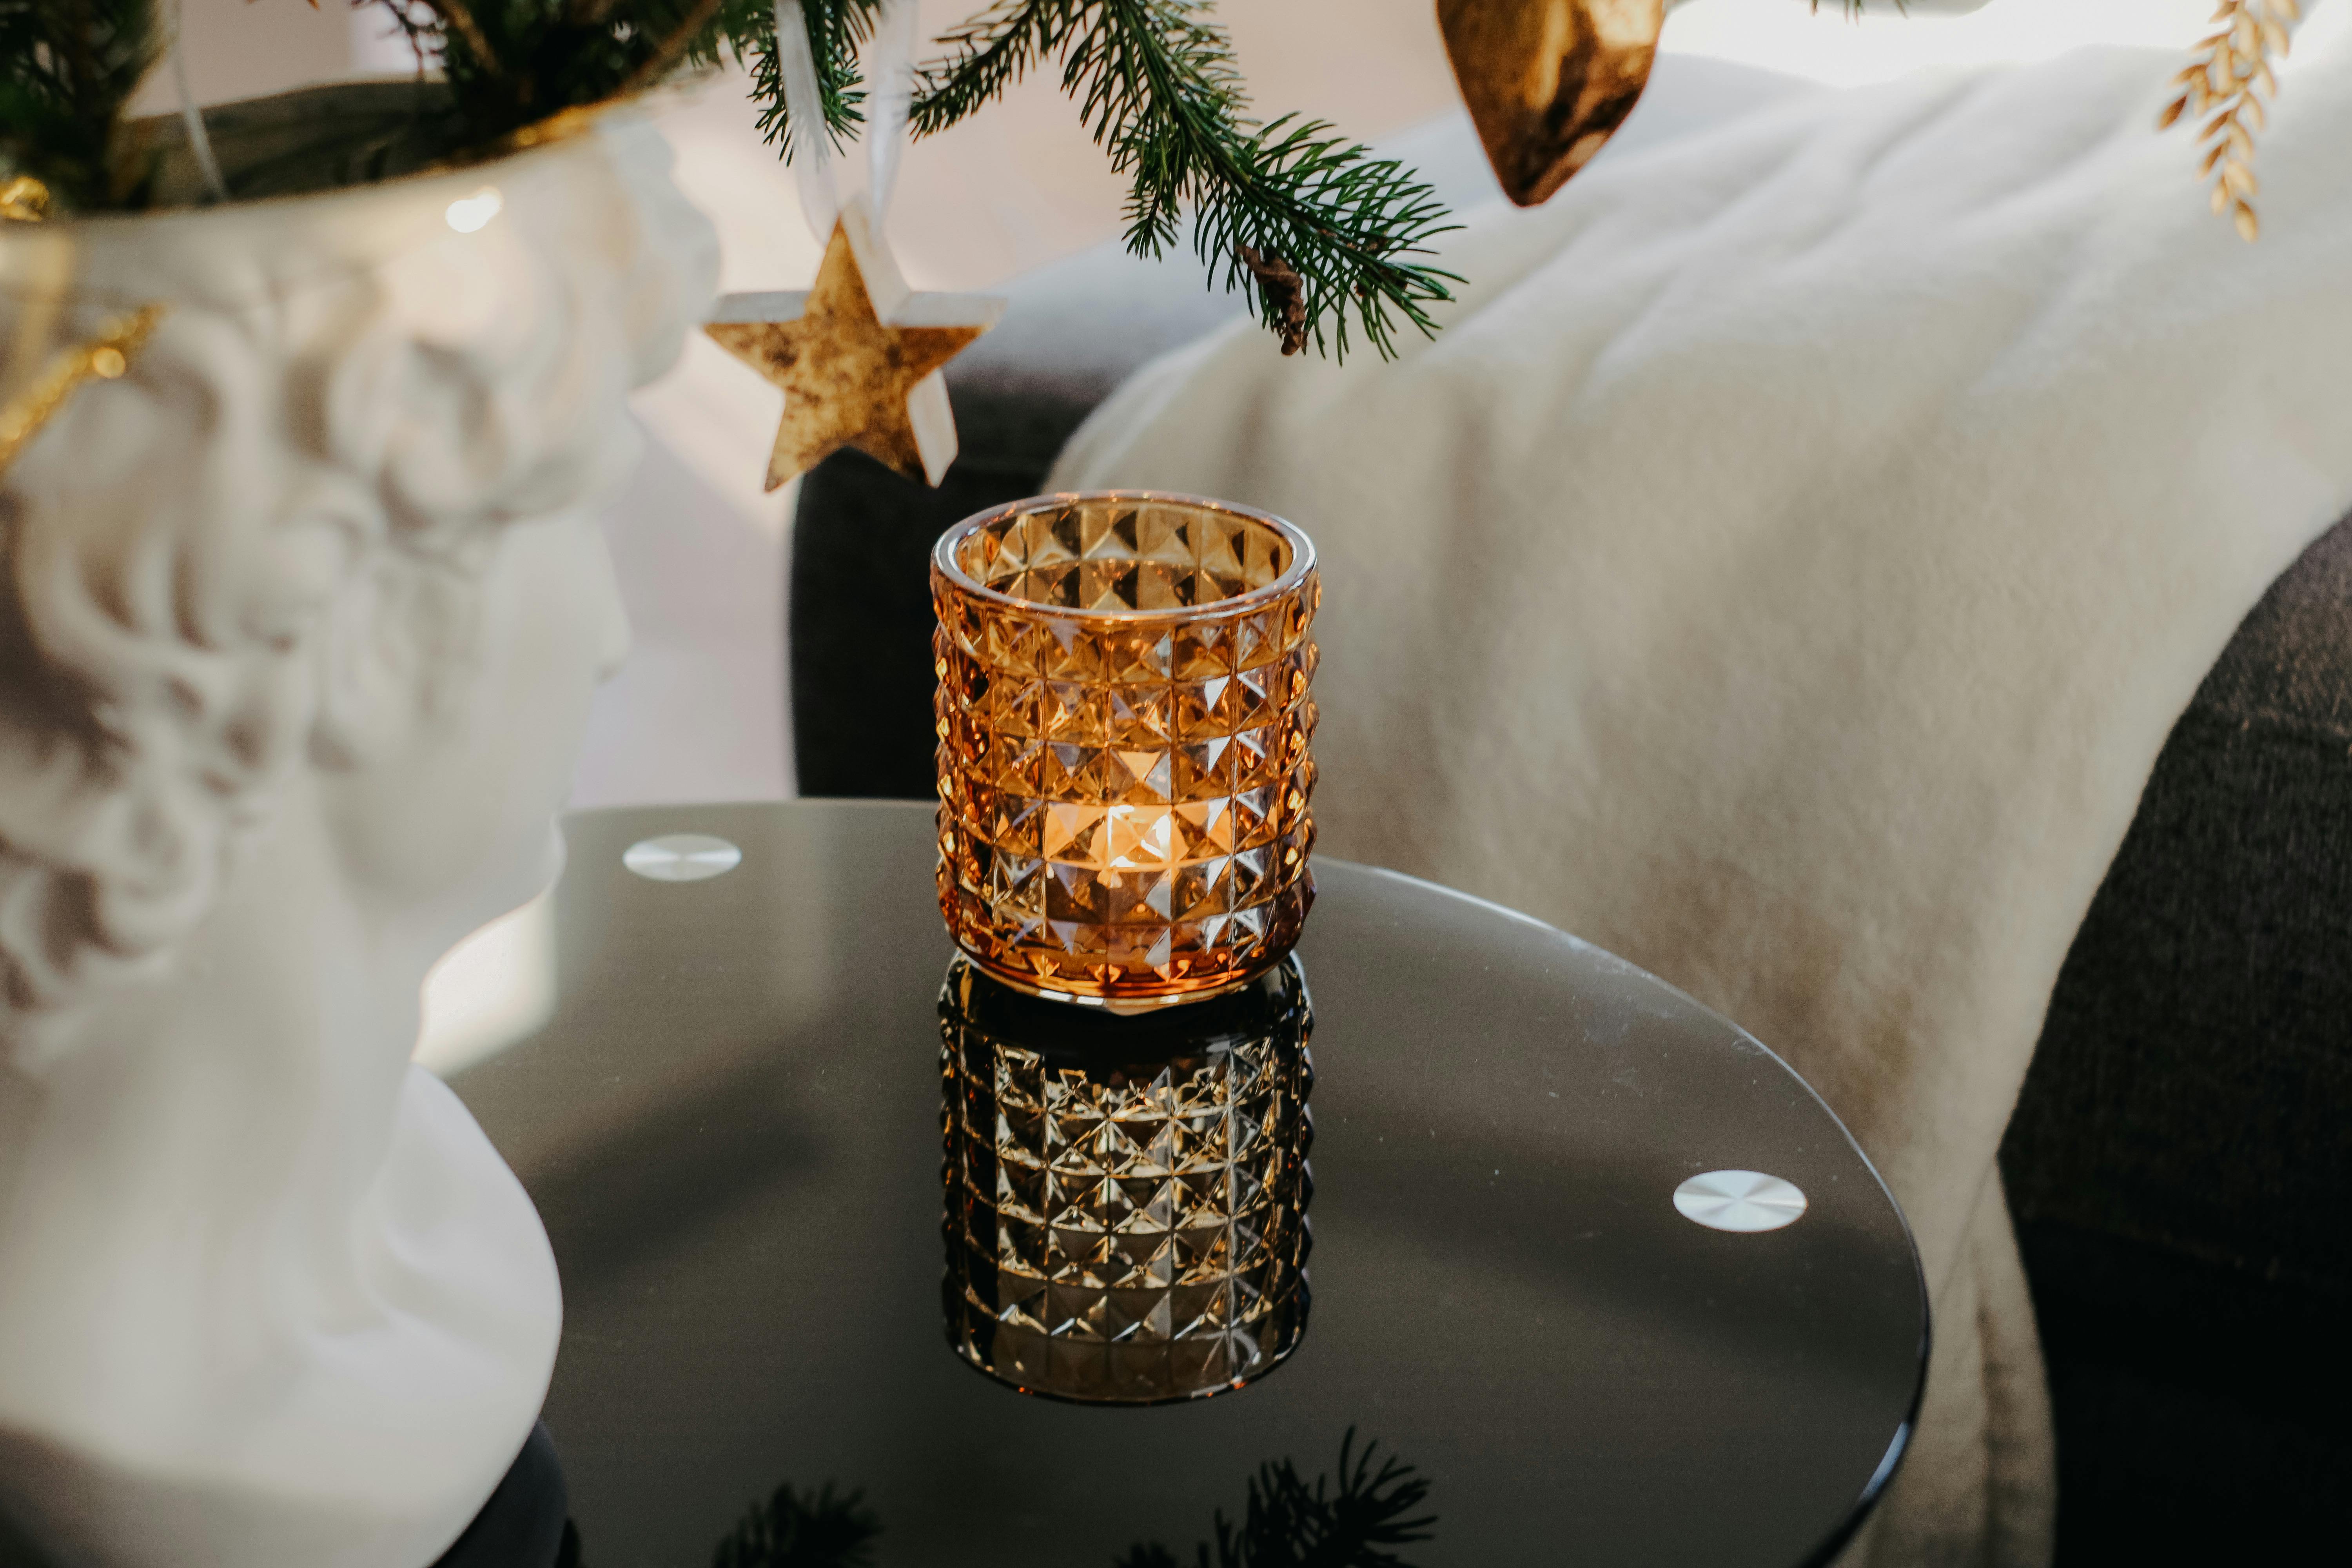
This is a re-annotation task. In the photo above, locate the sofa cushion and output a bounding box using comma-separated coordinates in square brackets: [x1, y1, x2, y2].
[1998, 514, 2352, 1296]
[1994, 514, 2352, 1553]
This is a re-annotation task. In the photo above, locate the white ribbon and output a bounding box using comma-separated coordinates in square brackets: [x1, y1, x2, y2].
[773, 0, 838, 239]
[774, 0, 919, 243]
[172, 0, 227, 203]
[865, 0, 919, 221]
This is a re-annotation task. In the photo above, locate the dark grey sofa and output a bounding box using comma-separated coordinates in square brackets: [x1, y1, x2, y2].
[788, 109, 2352, 1560]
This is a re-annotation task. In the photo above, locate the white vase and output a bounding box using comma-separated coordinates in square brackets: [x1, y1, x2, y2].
[0, 98, 717, 1567]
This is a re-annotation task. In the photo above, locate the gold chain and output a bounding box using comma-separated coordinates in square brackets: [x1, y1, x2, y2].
[0, 306, 169, 482]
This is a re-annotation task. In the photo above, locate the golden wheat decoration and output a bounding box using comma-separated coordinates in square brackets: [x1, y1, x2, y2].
[2161, 0, 2302, 241]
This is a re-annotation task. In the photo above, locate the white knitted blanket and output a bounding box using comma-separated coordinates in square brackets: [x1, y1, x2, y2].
[1051, 42, 2352, 1564]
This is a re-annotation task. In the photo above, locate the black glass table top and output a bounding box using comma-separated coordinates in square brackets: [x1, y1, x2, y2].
[451, 800, 1925, 1568]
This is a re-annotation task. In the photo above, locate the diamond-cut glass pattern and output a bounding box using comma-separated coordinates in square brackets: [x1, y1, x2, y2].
[933, 494, 1320, 1009]
[939, 956, 1314, 1404]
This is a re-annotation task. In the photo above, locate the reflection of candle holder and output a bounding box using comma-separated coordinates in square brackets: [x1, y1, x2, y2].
[932, 492, 1319, 1012]
[939, 954, 1314, 1405]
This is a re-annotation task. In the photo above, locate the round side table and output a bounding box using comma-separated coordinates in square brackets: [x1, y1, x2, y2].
[445, 801, 1925, 1568]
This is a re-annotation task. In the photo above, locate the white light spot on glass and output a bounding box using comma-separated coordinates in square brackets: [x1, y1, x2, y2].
[1673, 1170, 1808, 1233]
[623, 833, 744, 882]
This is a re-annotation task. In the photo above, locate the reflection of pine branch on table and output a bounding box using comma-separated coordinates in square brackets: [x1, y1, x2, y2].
[1116, 1430, 1437, 1568]
[681, 1430, 1435, 1568]
[708, 1481, 883, 1568]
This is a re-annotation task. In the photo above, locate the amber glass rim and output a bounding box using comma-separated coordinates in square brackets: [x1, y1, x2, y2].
[931, 490, 1317, 623]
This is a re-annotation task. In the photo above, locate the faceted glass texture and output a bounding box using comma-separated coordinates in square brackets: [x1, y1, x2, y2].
[939, 956, 1313, 1404]
[932, 493, 1320, 1009]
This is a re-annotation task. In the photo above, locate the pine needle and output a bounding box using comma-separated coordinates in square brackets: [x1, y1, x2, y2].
[746, 0, 883, 163]
[0, 0, 164, 212]
[369, 0, 759, 136]
[907, 0, 1458, 360]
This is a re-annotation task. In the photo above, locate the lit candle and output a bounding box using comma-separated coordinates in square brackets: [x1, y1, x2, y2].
[933, 492, 1320, 1011]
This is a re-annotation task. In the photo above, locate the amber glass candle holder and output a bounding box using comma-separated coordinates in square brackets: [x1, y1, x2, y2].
[932, 492, 1319, 1012]
[939, 955, 1314, 1404]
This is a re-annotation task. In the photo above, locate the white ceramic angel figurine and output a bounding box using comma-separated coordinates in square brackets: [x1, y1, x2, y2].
[0, 117, 714, 1566]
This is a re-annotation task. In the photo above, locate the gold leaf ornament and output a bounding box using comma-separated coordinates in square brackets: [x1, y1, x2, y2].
[0, 177, 51, 223]
[1438, 0, 1667, 207]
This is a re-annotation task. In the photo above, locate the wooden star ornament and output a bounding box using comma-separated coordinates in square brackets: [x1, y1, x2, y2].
[706, 194, 1005, 491]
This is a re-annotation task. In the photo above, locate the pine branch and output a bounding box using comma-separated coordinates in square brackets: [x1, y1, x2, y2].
[0, 0, 163, 212]
[909, 0, 1457, 360]
[620, 0, 734, 96]
[7, 1, 1454, 362]
[911, 0, 1078, 131]
[710, 1481, 882, 1568]
[759, 0, 885, 159]
[430, 0, 503, 76]
[363, 0, 755, 140]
